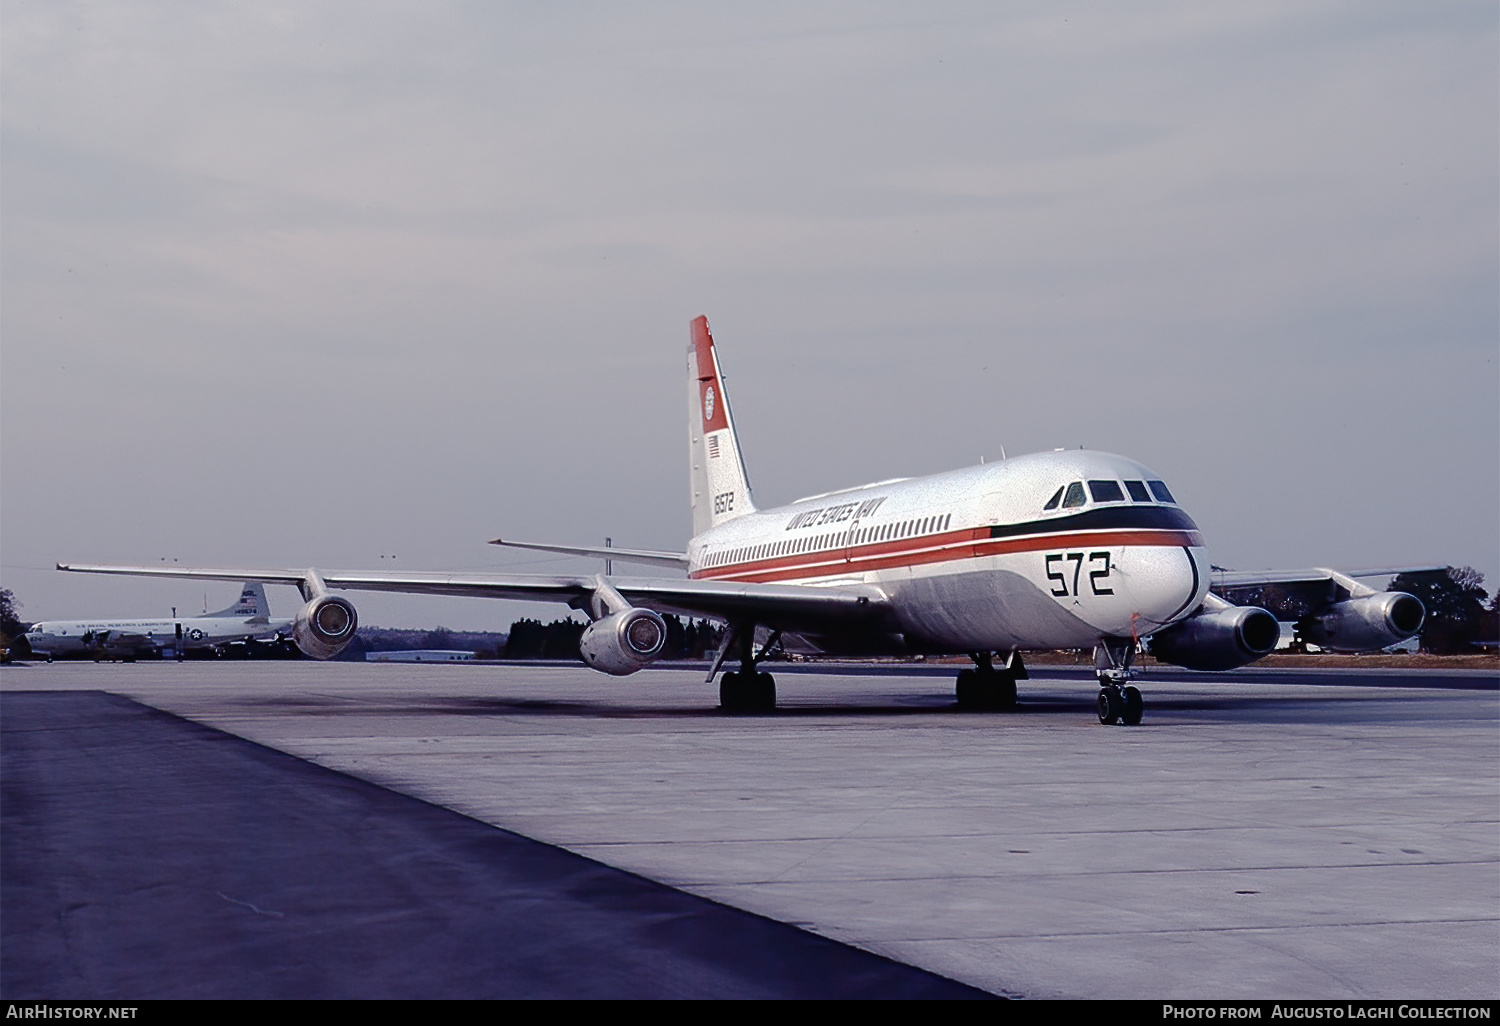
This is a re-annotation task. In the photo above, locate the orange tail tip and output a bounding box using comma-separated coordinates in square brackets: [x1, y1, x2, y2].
[691, 316, 730, 433]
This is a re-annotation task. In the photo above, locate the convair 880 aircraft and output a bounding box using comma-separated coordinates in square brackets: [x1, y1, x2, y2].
[61, 317, 1428, 724]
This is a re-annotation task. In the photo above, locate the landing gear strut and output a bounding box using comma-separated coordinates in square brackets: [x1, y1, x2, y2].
[1095, 639, 1143, 726]
[713, 626, 780, 713]
[955, 651, 1026, 711]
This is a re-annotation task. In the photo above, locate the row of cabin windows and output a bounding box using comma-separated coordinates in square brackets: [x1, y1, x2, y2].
[704, 513, 954, 568]
[1043, 479, 1176, 511]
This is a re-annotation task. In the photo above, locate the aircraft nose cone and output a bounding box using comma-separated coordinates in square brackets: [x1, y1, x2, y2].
[1119, 545, 1207, 632]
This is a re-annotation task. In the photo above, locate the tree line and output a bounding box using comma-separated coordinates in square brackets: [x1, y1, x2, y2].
[335, 615, 727, 661]
[499, 615, 726, 661]
[1387, 567, 1497, 655]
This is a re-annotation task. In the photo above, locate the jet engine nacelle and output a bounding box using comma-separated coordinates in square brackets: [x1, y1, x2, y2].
[292, 595, 359, 660]
[579, 608, 668, 676]
[1298, 592, 1424, 653]
[1148, 604, 1281, 671]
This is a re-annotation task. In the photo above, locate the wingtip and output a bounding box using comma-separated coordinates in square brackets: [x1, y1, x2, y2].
[487, 538, 504, 546]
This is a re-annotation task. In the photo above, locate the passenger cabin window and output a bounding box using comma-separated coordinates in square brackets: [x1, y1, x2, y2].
[1088, 480, 1125, 503]
[1061, 481, 1087, 508]
[1148, 480, 1176, 504]
[1044, 486, 1064, 510]
[1124, 480, 1151, 502]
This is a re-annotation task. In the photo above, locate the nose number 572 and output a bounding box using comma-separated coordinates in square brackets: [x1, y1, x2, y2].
[1046, 551, 1114, 597]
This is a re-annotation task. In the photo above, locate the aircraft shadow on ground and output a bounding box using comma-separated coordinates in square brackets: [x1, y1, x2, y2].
[227, 689, 1457, 723]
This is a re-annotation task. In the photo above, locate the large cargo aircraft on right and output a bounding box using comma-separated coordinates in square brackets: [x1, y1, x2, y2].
[60, 316, 1434, 725]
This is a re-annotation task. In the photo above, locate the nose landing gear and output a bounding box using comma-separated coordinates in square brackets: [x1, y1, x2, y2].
[1095, 639, 1144, 726]
[1096, 684, 1143, 725]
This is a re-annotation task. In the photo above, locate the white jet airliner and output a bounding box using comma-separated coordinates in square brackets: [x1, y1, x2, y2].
[25, 582, 292, 661]
[59, 317, 1427, 723]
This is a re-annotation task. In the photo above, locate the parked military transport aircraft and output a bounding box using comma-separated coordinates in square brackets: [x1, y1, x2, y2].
[25, 582, 292, 661]
[59, 317, 1428, 723]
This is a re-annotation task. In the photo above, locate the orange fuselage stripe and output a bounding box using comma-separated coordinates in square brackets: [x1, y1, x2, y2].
[690, 526, 1203, 585]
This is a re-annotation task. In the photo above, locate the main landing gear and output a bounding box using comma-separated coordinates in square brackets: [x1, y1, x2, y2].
[1095, 640, 1143, 726]
[955, 651, 1026, 711]
[712, 626, 781, 714]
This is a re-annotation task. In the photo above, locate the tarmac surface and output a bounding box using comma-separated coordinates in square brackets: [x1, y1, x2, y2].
[2, 659, 1496, 999]
[2, 689, 985, 999]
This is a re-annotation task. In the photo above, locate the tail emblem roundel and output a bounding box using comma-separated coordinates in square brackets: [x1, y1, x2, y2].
[703, 385, 716, 427]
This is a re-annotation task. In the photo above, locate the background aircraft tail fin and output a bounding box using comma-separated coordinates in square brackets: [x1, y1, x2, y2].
[688, 316, 756, 537]
[207, 582, 270, 618]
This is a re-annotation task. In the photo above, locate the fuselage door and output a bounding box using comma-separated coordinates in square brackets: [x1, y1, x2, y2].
[843, 516, 861, 565]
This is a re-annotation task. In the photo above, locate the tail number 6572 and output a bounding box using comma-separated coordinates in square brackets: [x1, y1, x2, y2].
[1046, 551, 1114, 597]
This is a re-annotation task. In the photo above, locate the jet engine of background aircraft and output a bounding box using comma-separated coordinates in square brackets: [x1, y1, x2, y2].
[1146, 596, 1284, 671]
[1298, 592, 1425, 653]
[291, 595, 359, 660]
[578, 607, 669, 675]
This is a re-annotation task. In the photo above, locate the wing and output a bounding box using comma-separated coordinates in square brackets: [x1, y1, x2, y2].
[56, 563, 892, 634]
[488, 538, 689, 569]
[1211, 566, 1448, 591]
[99, 630, 154, 649]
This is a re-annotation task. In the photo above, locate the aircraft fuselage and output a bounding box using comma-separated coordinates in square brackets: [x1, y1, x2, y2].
[25, 615, 290, 658]
[687, 449, 1208, 654]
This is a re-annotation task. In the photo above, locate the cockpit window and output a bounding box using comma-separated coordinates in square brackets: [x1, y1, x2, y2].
[1147, 480, 1176, 504]
[1088, 480, 1125, 503]
[1124, 480, 1151, 503]
[1061, 481, 1087, 508]
[1043, 486, 1064, 511]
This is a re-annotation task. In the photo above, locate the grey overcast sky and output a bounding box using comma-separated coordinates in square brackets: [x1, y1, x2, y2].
[3, 2, 1496, 632]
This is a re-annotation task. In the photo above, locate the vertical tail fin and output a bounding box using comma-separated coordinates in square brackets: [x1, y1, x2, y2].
[208, 582, 270, 619]
[688, 316, 756, 537]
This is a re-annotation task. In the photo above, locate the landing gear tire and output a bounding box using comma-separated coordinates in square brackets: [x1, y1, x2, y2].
[1098, 684, 1144, 725]
[1097, 686, 1123, 725]
[955, 669, 979, 710]
[754, 672, 775, 711]
[720, 670, 776, 713]
[956, 669, 1020, 711]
